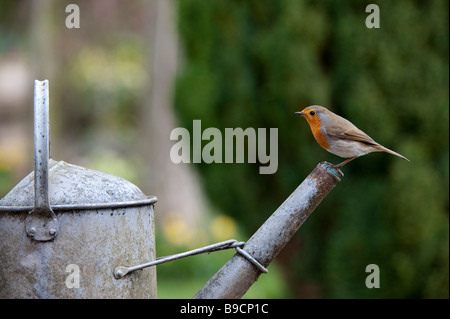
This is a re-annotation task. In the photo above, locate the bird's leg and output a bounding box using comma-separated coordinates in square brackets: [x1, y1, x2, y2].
[320, 157, 357, 180]
[334, 157, 357, 169]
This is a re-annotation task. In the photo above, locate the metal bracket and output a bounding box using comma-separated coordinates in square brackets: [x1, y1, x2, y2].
[25, 207, 59, 241]
[113, 239, 268, 279]
[25, 80, 59, 241]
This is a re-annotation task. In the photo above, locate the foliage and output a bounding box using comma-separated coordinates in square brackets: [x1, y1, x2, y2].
[175, 0, 449, 298]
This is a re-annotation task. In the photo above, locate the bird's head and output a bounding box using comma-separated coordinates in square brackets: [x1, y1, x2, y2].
[295, 105, 329, 128]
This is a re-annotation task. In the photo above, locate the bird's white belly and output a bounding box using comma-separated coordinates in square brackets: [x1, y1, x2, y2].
[327, 139, 377, 158]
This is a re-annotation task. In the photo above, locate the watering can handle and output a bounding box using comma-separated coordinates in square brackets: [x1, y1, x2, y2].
[34, 80, 51, 209]
[25, 80, 59, 241]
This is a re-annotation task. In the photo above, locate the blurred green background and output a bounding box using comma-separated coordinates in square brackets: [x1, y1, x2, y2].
[0, 0, 448, 298]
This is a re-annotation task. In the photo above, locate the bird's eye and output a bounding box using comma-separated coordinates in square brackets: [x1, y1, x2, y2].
[310, 111, 316, 116]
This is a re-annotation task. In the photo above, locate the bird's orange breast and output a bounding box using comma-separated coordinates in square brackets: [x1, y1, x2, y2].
[307, 117, 330, 150]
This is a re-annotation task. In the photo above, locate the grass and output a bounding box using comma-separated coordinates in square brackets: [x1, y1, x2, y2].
[157, 257, 289, 299]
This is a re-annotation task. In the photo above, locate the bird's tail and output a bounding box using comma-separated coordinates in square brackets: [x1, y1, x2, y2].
[376, 144, 410, 162]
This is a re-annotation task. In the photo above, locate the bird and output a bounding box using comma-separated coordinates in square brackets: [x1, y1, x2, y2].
[295, 105, 409, 169]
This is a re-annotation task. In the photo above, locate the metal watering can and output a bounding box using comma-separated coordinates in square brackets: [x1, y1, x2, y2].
[0, 80, 342, 300]
[0, 80, 157, 298]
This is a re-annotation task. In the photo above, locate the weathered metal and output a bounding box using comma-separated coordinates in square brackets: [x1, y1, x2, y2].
[113, 239, 269, 280]
[194, 163, 342, 299]
[25, 80, 58, 241]
[0, 79, 344, 299]
[114, 239, 246, 279]
[0, 80, 157, 298]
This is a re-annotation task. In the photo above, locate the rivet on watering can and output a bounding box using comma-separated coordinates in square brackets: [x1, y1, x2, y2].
[29, 227, 36, 237]
[48, 228, 57, 236]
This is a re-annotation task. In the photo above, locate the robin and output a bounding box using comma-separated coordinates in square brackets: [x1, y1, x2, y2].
[295, 105, 409, 169]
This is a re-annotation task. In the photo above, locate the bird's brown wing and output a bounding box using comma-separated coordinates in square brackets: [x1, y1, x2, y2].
[326, 116, 379, 145]
[324, 113, 409, 161]
[341, 128, 379, 145]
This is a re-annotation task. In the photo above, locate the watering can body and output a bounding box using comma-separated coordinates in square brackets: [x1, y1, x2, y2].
[0, 80, 157, 299]
[0, 159, 157, 298]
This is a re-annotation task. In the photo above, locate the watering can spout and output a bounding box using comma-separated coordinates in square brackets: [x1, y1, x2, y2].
[195, 162, 342, 299]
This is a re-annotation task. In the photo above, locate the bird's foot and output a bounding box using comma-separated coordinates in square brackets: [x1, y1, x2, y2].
[320, 161, 344, 179]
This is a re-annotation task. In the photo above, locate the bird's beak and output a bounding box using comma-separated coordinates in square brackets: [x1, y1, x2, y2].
[295, 111, 305, 116]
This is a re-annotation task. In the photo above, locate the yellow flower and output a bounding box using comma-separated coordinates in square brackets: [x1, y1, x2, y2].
[210, 215, 237, 242]
[162, 214, 193, 247]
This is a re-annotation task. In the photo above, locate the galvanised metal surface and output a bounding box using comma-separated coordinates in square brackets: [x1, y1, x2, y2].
[0, 80, 157, 298]
[26, 80, 58, 242]
[0, 160, 157, 298]
[194, 162, 341, 299]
